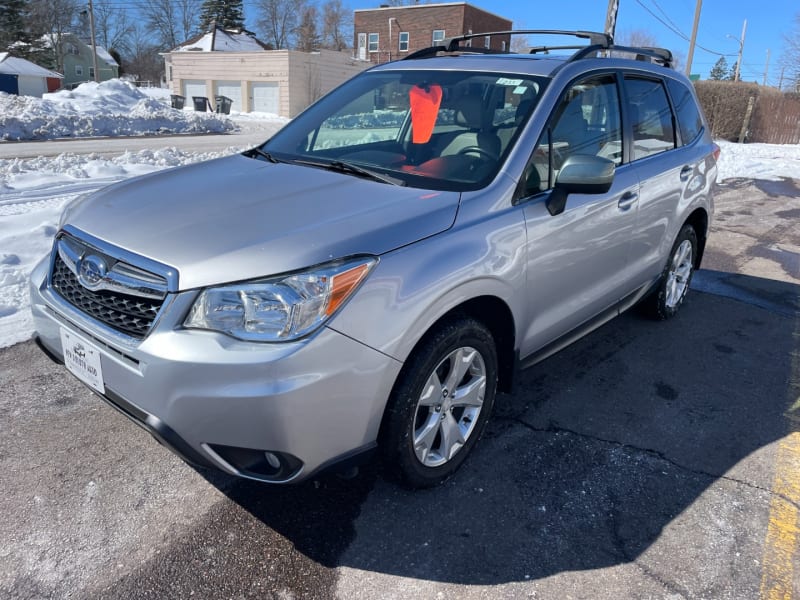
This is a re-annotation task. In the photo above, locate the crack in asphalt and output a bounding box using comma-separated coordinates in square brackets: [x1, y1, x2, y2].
[498, 416, 800, 511]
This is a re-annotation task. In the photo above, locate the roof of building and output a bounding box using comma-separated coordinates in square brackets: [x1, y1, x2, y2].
[173, 25, 271, 52]
[354, 1, 511, 23]
[36, 34, 119, 67]
[0, 53, 63, 78]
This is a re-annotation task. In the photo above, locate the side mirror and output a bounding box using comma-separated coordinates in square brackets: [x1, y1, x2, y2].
[546, 155, 616, 216]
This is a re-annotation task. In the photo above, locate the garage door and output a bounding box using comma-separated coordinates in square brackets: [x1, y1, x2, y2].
[182, 80, 207, 106]
[251, 82, 279, 114]
[215, 81, 242, 112]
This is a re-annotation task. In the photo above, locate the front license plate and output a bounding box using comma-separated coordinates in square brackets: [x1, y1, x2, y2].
[60, 328, 105, 394]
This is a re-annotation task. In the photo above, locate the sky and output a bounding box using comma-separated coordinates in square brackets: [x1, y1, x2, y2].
[241, 0, 797, 84]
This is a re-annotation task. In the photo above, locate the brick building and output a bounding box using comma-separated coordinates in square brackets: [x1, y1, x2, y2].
[353, 2, 512, 64]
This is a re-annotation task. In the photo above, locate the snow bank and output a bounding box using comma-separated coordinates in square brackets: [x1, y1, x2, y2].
[716, 140, 800, 182]
[0, 79, 235, 141]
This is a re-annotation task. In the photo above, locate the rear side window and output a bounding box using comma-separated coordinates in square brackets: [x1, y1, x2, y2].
[625, 77, 676, 161]
[666, 79, 703, 145]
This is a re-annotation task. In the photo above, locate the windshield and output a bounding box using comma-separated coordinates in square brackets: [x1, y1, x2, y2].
[261, 69, 547, 191]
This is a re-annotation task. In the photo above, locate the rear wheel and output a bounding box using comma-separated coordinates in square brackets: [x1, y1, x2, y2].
[642, 224, 698, 320]
[382, 317, 498, 488]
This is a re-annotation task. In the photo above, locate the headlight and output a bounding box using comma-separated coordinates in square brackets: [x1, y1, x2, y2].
[184, 257, 376, 342]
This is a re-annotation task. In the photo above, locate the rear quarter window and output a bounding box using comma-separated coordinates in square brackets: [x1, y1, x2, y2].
[666, 78, 703, 145]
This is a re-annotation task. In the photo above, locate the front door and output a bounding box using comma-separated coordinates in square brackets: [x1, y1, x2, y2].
[518, 73, 640, 356]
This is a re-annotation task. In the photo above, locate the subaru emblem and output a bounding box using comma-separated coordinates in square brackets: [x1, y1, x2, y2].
[77, 254, 107, 290]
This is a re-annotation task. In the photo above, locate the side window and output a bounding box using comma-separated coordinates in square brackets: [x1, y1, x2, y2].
[522, 74, 621, 196]
[666, 78, 703, 146]
[625, 77, 676, 160]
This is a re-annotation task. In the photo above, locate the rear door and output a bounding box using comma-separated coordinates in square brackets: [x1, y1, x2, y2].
[622, 74, 707, 284]
[518, 73, 641, 356]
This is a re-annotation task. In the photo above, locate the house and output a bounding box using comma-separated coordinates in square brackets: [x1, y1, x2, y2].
[354, 2, 512, 64]
[164, 25, 369, 116]
[55, 34, 119, 89]
[0, 52, 62, 97]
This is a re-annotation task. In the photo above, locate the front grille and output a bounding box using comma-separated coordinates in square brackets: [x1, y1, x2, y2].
[51, 252, 163, 339]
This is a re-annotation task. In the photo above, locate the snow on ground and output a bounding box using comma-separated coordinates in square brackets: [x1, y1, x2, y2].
[716, 140, 800, 182]
[0, 139, 799, 349]
[0, 79, 236, 141]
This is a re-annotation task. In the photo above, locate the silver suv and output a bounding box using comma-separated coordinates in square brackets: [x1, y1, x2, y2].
[30, 31, 718, 488]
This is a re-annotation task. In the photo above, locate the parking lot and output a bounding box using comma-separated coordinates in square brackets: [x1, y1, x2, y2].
[1, 175, 799, 599]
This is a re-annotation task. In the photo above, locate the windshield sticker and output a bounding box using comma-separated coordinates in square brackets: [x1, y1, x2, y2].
[496, 77, 524, 86]
[513, 86, 528, 95]
[409, 83, 443, 144]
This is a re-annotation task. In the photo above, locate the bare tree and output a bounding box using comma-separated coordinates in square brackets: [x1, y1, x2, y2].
[125, 22, 166, 83]
[254, 0, 306, 50]
[139, 0, 200, 50]
[509, 35, 529, 54]
[615, 28, 659, 48]
[295, 4, 320, 51]
[27, 0, 80, 72]
[780, 12, 800, 89]
[321, 0, 351, 51]
[93, 0, 136, 56]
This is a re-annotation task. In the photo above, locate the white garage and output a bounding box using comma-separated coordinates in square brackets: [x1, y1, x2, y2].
[182, 79, 207, 105]
[214, 80, 243, 112]
[250, 82, 279, 114]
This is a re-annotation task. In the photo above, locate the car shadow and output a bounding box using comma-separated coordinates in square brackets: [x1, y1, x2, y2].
[190, 272, 800, 586]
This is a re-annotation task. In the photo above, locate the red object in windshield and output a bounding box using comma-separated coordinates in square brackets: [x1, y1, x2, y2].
[409, 84, 443, 144]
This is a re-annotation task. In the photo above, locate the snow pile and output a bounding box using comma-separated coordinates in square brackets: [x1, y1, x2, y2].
[716, 140, 800, 182]
[0, 146, 243, 347]
[0, 79, 235, 141]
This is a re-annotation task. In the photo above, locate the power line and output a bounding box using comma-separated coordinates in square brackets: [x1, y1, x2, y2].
[634, 0, 731, 57]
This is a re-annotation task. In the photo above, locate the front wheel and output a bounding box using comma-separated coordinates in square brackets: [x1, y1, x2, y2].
[381, 317, 498, 488]
[642, 224, 698, 320]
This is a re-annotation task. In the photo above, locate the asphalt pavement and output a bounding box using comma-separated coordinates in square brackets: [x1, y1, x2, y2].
[1, 162, 799, 598]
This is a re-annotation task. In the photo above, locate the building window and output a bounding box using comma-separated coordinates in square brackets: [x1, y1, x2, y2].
[432, 30, 445, 45]
[501, 40, 506, 52]
[75, 65, 83, 76]
[466, 29, 472, 48]
[89, 67, 95, 78]
[368, 33, 379, 52]
[399, 31, 409, 52]
[485, 36, 491, 49]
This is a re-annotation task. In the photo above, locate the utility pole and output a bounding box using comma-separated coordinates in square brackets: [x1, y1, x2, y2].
[685, 0, 702, 76]
[87, 0, 99, 83]
[734, 19, 746, 81]
[604, 0, 619, 39]
[778, 66, 785, 90]
[763, 49, 770, 86]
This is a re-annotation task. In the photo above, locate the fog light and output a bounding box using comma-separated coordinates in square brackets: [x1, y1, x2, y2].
[208, 444, 303, 481]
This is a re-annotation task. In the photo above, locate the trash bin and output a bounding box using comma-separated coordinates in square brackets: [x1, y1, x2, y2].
[170, 94, 185, 109]
[214, 95, 232, 115]
[192, 96, 210, 111]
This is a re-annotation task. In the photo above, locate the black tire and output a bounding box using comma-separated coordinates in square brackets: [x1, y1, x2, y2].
[381, 316, 498, 488]
[642, 224, 698, 320]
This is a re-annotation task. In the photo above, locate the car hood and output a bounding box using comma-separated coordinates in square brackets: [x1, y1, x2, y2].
[63, 154, 460, 290]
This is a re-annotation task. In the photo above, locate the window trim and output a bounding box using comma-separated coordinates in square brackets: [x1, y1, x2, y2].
[485, 36, 491, 49]
[368, 32, 379, 53]
[75, 64, 83, 76]
[432, 29, 445, 45]
[398, 31, 409, 52]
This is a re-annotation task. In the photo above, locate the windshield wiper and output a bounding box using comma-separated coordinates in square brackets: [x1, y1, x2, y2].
[243, 147, 281, 163]
[293, 158, 406, 186]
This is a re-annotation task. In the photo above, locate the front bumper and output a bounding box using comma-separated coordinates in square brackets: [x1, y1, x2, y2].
[29, 256, 402, 483]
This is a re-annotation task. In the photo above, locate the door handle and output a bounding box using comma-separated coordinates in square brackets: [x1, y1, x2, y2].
[618, 191, 638, 210]
[680, 165, 693, 181]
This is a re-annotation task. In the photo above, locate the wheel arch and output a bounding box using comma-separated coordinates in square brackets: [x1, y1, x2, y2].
[684, 207, 709, 269]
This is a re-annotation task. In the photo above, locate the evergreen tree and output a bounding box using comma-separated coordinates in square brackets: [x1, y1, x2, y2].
[0, 0, 27, 51]
[295, 4, 320, 51]
[727, 60, 740, 81]
[0, 0, 49, 63]
[198, 0, 245, 32]
[709, 56, 729, 80]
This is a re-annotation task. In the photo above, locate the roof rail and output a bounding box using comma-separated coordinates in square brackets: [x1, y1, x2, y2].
[401, 29, 675, 69]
